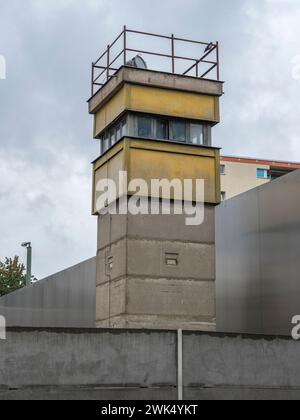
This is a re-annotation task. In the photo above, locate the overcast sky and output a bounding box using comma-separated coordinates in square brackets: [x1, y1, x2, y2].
[1, 0, 300, 278]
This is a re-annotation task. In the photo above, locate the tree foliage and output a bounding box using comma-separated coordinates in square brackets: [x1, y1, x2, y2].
[0, 256, 26, 297]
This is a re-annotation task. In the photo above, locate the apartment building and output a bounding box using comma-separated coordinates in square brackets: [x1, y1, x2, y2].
[220, 156, 300, 200]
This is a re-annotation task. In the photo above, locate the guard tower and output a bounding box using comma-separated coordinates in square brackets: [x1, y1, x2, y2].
[88, 27, 224, 330]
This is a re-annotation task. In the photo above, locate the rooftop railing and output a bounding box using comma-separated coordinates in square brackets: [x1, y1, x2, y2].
[91, 27, 220, 96]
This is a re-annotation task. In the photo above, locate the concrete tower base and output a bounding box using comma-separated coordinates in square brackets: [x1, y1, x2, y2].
[96, 202, 216, 331]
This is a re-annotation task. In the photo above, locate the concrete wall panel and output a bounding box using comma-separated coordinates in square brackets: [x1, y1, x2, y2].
[0, 329, 177, 389]
[184, 333, 300, 389]
[126, 278, 215, 320]
[1, 329, 300, 400]
[127, 239, 215, 280]
[96, 239, 127, 285]
[127, 205, 215, 244]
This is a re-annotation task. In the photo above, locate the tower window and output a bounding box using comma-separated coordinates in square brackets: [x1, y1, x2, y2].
[170, 120, 186, 142]
[116, 123, 121, 140]
[105, 256, 114, 275]
[121, 118, 127, 137]
[220, 165, 226, 175]
[190, 123, 204, 145]
[99, 113, 211, 156]
[221, 191, 226, 201]
[156, 118, 168, 140]
[103, 135, 109, 153]
[165, 253, 179, 266]
[137, 116, 152, 138]
[110, 128, 116, 146]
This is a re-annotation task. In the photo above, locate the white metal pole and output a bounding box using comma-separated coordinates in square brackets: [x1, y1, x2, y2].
[177, 329, 183, 401]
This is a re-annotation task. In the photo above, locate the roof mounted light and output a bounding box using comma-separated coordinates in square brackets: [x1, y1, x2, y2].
[126, 55, 148, 70]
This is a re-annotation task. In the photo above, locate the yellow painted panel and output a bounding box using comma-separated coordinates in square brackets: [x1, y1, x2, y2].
[92, 139, 220, 214]
[129, 148, 217, 203]
[93, 84, 220, 137]
[93, 149, 124, 213]
[129, 85, 219, 122]
[94, 86, 128, 137]
[129, 139, 217, 158]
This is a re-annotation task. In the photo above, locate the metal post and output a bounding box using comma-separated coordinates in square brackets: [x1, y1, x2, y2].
[21, 242, 32, 286]
[216, 41, 220, 80]
[123, 25, 127, 65]
[107, 45, 110, 82]
[171, 34, 175, 73]
[91, 63, 94, 96]
[177, 329, 183, 401]
[26, 244, 32, 286]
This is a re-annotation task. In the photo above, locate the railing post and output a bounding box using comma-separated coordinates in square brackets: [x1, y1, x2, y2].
[123, 25, 127, 65]
[91, 63, 94, 96]
[216, 41, 220, 80]
[107, 45, 110, 82]
[171, 34, 175, 73]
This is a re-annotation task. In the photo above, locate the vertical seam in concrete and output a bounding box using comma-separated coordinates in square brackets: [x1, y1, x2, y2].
[177, 329, 183, 401]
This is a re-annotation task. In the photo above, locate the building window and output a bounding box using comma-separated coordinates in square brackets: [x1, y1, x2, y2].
[190, 123, 203, 145]
[156, 118, 168, 140]
[221, 191, 226, 201]
[99, 116, 128, 155]
[110, 128, 116, 146]
[137, 116, 152, 138]
[257, 169, 269, 179]
[121, 118, 127, 137]
[133, 114, 209, 145]
[170, 120, 186, 142]
[99, 114, 211, 156]
[220, 165, 226, 175]
[116, 123, 121, 141]
[103, 135, 110, 153]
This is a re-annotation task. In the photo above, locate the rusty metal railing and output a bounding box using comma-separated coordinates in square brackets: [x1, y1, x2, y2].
[91, 27, 220, 97]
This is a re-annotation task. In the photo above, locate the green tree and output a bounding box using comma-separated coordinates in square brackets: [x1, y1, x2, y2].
[0, 256, 26, 297]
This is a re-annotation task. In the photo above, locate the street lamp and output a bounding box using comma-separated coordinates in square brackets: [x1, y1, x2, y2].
[21, 242, 32, 286]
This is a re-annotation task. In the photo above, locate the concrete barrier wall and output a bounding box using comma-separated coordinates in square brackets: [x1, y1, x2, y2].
[0, 328, 300, 400]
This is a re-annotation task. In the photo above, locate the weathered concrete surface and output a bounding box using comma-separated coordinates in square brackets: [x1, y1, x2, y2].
[88, 66, 224, 115]
[97, 240, 215, 282]
[0, 329, 176, 390]
[96, 205, 217, 330]
[185, 387, 300, 401]
[0, 329, 300, 400]
[97, 204, 215, 251]
[184, 332, 300, 399]
[98, 315, 216, 332]
[125, 278, 215, 317]
[0, 387, 177, 401]
[0, 259, 96, 328]
[127, 240, 215, 280]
